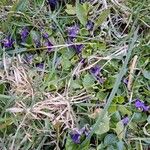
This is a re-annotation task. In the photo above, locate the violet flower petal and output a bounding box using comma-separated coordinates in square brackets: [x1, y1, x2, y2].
[36, 63, 44, 69]
[2, 36, 14, 48]
[48, 0, 57, 7]
[67, 39, 83, 54]
[70, 126, 90, 144]
[134, 99, 149, 111]
[20, 27, 29, 42]
[135, 99, 145, 110]
[143, 105, 150, 111]
[90, 65, 101, 76]
[67, 25, 79, 39]
[42, 32, 49, 39]
[122, 116, 129, 125]
[86, 20, 94, 31]
[75, 44, 84, 54]
[70, 130, 81, 144]
[44, 40, 53, 51]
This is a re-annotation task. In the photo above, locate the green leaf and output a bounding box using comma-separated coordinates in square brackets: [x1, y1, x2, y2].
[117, 96, 125, 104]
[71, 80, 82, 89]
[76, 2, 87, 25]
[104, 76, 115, 89]
[132, 112, 147, 123]
[0, 84, 5, 94]
[82, 73, 95, 88]
[118, 105, 132, 116]
[111, 111, 121, 122]
[116, 141, 124, 150]
[104, 134, 117, 146]
[61, 56, 71, 70]
[96, 91, 107, 101]
[113, 96, 124, 104]
[115, 121, 124, 140]
[97, 143, 106, 150]
[94, 9, 110, 30]
[108, 104, 117, 113]
[143, 70, 150, 80]
[94, 111, 110, 135]
[11, 0, 28, 12]
[65, 4, 76, 15]
[65, 135, 90, 150]
[147, 115, 150, 124]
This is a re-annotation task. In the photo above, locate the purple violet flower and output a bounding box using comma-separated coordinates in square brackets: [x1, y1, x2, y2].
[44, 40, 53, 52]
[2, 36, 14, 48]
[20, 27, 29, 42]
[74, 44, 84, 54]
[67, 25, 79, 40]
[48, 0, 57, 10]
[91, 65, 101, 76]
[122, 116, 129, 125]
[134, 99, 150, 111]
[135, 99, 145, 110]
[42, 32, 49, 39]
[142, 105, 150, 111]
[70, 129, 81, 144]
[70, 126, 90, 144]
[75, 44, 84, 54]
[68, 39, 84, 54]
[36, 63, 44, 69]
[90, 65, 104, 84]
[86, 20, 94, 31]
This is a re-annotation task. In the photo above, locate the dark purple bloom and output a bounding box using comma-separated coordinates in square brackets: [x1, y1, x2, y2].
[67, 25, 79, 40]
[42, 32, 49, 39]
[20, 27, 29, 42]
[48, 0, 57, 10]
[90, 65, 104, 84]
[134, 99, 150, 111]
[122, 116, 129, 125]
[44, 40, 53, 52]
[86, 20, 94, 31]
[80, 126, 90, 136]
[70, 126, 90, 144]
[143, 105, 150, 111]
[91, 65, 101, 76]
[135, 99, 145, 110]
[74, 44, 84, 54]
[36, 63, 44, 69]
[70, 130, 81, 144]
[2, 36, 14, 48]
[68, 39, 83, 54]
